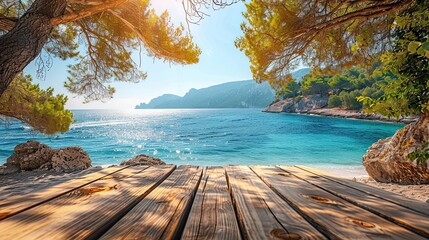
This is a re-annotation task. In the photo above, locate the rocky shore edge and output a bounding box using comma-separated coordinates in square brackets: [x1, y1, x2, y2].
[263, 95, 417, 124]
[0, 140, 165, 176]
[1, 136, 428, 203]
[0, 140, 166, 191]
[304, 108, 416, 124]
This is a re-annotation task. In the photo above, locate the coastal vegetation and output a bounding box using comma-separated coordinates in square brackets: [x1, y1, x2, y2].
[237, 0, 428, 119]
[276, 67, 397, 112]
[362, 1, 429, 118]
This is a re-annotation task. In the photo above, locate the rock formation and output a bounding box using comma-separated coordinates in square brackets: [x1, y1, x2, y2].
[120, 154, 166, 166]
[264, 95, 417, 123]
[363, 115, 429, 184]
[1, 141, 92, 174]
[264, 95, 328, 113]
[51, 147, 92, 172]
[6, 140, 55, 170]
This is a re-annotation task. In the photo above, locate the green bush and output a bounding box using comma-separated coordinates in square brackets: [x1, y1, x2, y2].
[340, 90, 363, 110]
[276, 81, 300, 99]
[301, 75, 331, 96]
[328, 95, 342, 108]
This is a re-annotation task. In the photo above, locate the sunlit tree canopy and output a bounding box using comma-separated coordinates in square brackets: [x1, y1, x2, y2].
[359, 0, 429, 117]
[236, 0, 413, 86]
[0, 0, 202, 102]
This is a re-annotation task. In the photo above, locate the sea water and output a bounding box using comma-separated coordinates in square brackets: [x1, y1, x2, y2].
[0, 109, 402, 169]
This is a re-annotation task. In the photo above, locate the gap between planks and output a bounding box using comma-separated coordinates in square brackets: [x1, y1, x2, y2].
[182, 167, 242, 240]
[1, 165, 428, 240]
[226, 165, 326, 240]
[99, 165, 202, 240]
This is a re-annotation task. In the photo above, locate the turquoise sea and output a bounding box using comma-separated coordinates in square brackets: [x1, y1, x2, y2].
[0, 109, 403, 168]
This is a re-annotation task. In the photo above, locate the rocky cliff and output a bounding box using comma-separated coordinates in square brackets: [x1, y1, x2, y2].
[264, 95, 416, 123]
[263, 95, 328, 113]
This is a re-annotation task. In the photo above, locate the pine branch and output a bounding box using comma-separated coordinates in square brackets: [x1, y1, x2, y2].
[51, 0, 128, 25]
[107, 9, 178, 63]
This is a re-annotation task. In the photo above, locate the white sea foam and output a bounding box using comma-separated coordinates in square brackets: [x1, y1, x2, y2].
[71, 120, 131, 129]
[20, 126, 32, 130]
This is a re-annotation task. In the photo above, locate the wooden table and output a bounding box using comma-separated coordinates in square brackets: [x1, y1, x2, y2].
[0, 165, 428, 239]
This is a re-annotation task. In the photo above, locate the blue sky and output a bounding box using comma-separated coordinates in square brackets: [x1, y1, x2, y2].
[24, 1, 253, 109]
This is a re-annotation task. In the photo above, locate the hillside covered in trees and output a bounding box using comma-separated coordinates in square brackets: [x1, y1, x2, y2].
[275, 67, 398, 112]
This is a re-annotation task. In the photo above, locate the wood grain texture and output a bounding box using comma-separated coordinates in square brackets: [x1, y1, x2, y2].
[252, 166, 427, 240]
[0, 165, 175, 240]
[182, 167, 241, 240]
[0, 165, 127, 220]
[279, 166, 429, 238]
[296, 165, 429, 216]
[100, 165, 202, 240]
[226, 165, 325, 240]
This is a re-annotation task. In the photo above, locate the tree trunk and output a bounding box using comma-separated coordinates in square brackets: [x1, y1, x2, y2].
[0, 0, 67, 97]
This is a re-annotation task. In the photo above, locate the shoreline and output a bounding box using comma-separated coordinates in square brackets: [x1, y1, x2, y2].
[263, 107, 417, 124]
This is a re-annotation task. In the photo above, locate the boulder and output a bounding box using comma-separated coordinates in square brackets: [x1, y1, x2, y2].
[51, 147, 92, 172]
[363, 115, 429, 184]
[120, 154, 166, 166]
[6, 140, 55, 170]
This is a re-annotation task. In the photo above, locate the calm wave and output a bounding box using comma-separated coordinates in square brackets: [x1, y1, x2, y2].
[0, 109, 402, 167]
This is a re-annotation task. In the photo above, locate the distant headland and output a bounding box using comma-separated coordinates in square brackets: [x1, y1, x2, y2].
[135, 68, 310, 109]
[135, 80, 275, 109]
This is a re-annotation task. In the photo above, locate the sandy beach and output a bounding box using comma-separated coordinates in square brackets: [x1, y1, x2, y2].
[1, 165, 428, 203]
[316, 165, 429, 203]
[356, 177, 429, 202]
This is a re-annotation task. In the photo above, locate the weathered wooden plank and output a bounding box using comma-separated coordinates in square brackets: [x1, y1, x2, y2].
[0, 165, 128, 220]
[252, 166, 427, 240]
[226, 165, 325, 240]
[100, 165, 202, 240]
[278, 166, 429, 238]
[0, 165, 175, 240]
[182, 167, 241, 240]
[296, 165, 429, 216]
